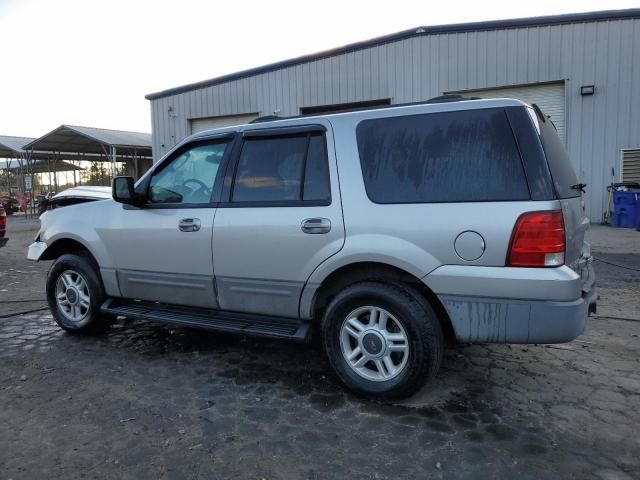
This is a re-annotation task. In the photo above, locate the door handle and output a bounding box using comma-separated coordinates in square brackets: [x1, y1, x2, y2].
[178, 218, 201, 232]
[301, 217, 331, 234]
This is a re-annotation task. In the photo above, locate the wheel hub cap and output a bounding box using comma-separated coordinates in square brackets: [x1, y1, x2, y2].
[55, 269, 91, 324]
[339, 306, 409, 382]
[66, 288, 78, 304]
[361, 331, 384, 356]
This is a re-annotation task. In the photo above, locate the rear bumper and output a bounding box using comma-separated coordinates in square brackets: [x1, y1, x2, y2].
[439, 286, 596, 344]
[424, 264, 583, 302]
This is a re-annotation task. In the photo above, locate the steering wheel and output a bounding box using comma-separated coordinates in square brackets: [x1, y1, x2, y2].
[183, 178, 211, 201]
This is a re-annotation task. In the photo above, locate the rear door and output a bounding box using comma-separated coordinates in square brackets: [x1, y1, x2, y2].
[211, 121, 344, 317]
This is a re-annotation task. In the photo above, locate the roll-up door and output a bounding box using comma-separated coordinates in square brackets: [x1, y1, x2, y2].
[454, 83, 566, 144]
[190, 113, 259, 134]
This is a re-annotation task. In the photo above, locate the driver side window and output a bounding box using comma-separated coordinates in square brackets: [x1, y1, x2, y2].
[149, 142, 228, 204]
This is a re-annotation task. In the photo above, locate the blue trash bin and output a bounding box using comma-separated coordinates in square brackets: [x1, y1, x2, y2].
[612, 190, 640, 228]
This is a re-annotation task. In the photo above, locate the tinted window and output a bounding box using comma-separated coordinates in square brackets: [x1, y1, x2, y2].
[149, 142, 227, 204]
[357, 108, 530, 203]
[232, 133, 330, 203]
[535, 108, 580, 198]
[303, 135, 330, 201]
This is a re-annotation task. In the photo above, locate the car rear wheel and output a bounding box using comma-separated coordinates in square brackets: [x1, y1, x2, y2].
[46, 253, 112, 334]
[321, 281, 444, 400]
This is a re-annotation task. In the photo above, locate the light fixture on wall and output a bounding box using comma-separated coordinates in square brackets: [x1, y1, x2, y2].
[580, 85, 595, 96]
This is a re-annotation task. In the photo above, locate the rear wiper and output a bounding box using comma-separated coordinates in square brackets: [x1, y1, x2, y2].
[571, 183, 587, 193]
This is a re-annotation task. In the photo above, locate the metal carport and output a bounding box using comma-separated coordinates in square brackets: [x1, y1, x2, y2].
[0, 135, 37, 198]
[22, 125, 153, 181]
[1, 135, 91, 216]
[0, 134, 91, 192]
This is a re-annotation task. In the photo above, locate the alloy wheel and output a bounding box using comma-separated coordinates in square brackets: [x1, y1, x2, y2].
[339, 305, 409, 382]
[55, 269, 91, 324]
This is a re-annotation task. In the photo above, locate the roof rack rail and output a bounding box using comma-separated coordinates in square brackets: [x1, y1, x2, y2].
[249, 115, 288, 124]
[245, 96, 483, 125]
[425, 94, 480, 104]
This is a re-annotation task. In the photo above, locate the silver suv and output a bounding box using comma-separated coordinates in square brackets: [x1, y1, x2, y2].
[28, 97, 596, 399]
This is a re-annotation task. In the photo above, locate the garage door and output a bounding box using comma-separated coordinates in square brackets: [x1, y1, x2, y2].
[453, 83, 566, 143]
[190, 113, 259, 134]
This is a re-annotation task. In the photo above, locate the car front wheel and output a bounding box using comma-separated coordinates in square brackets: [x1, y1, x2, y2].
[46, 253, 112, 334]
[321, 281, 444, 400]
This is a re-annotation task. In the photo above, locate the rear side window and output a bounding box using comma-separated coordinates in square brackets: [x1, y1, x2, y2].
[356, 108, 530, 203]
[232, 133, 330, 203]
[535, 108, 580, 199]
[303, 135, 331, 201]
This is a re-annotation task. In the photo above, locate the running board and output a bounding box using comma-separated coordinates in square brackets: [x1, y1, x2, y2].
[101, 299, 311, 342]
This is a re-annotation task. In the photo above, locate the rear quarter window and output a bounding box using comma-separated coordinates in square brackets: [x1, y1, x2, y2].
[356, 108, 530, 203]
[534, 108, 580, 199]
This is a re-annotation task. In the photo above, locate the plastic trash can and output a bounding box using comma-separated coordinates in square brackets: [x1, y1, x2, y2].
[612, 190, 640, 228]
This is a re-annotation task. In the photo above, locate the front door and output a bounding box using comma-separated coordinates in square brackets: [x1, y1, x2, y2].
[212, 122, 344, 317]
[100, 137, 233, 308]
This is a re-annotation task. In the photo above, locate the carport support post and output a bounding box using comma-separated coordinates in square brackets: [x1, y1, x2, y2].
[111, 146, 117, 179]
[23, 150, 33, 219]
[134, 148, 139, 180]
[53, 153, 59, 193]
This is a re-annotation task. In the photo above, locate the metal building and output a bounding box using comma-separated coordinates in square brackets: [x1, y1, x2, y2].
[146, 9, 640, 220]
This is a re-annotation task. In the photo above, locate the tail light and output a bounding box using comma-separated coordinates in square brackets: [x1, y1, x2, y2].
[0, 207, 6, 231]
[507, 210, 565, 267]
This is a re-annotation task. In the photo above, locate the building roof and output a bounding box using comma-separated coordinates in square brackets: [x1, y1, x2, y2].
[0, 158, 22, 169]
[23, 125, 152, 156]
[0, 158, 85, 173]
[146, 8, 640, 100]
[0, 135, 36, 157]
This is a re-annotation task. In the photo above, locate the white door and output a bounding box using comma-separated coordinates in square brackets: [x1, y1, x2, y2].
[457, 83, 566, 143]
[190, 113, 259, 134]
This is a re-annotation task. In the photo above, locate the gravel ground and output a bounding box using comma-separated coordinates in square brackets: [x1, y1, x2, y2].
[1, 219, 639, 479]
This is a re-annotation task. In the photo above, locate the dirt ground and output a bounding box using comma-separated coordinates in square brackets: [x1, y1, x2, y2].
[1, 217, 639, 479]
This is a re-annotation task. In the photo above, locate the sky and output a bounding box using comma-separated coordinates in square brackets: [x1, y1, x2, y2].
[0, 0, 638, 138]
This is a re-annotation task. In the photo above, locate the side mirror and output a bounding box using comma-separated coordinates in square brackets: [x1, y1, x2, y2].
[112, 176, 137, 205]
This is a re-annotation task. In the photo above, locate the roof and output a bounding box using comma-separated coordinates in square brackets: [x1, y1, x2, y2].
[23, 125, 152, 155]
[146, 8, 640, 100]
[0, 159, 85, 173]
[0, 158, 23, 169]
[191, 98, 526, 140]
[0, 135, 36, 156]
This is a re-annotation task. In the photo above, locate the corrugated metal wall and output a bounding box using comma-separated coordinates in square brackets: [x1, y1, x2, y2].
[149, 18, 640, 220]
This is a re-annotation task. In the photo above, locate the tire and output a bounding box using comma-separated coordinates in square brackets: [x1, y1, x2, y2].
[321, 281, 444, 400]
[46, 253, 112, 335]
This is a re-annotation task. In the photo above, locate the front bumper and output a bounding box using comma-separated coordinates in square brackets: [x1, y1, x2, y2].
[27, 241, 47, 261]
[439, 286, 596, 344]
